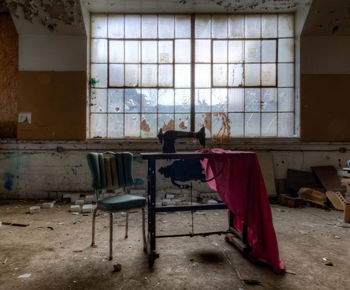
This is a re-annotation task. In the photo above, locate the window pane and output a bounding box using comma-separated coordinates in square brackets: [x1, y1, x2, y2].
[142, 65, 157, 87]
[245, 40, 260, 63]
[125, 114, 140, 137]
[228, 88, 244, 112]
[159, 114, 175, 131]
[125, 64, 139, 87]
[195, 89, 211, 113]
[108, 89, 124, 113]
[261, 88, 277, 112]
[125, 41, 140, 63]
[195, 40, 211, 63]
[228, 64, 243, 87]
[142, 15, 157, 38]
[175, 39, 191, 63]
[245, 113, 260, 136]
[229, 113, 244, 137]
[195, 64, 211, 88]
[109, 41, 124, 63]
[228, 41, 243, 63]
[175, 15, 191, 38]
[213, 64, 227, 86]
[212, 15, 227, 38]
[278, 88, 294, 112]
[91, 89, 107, 113]
[195, 15, 211, 38]
[245, 64, 260, 86]
[109, 64, 124, 87]
[158, 89, 174, 113]
[213, 41, 227, 63]
[278, 14, 294, 37]
[261, 64, 276, 86]
[212, 112, 230, 137]
[141, 89, 157, 113]
[261, 113, 277, 136]
[245, 15, 260, 38]
[278, 39, 294, 62]
[228, 15, 244, 38]
[158, 64, 173, 87]
[175, 64, 191, 88]
[245, 88, 260, 112]
[91, 14, 107, 38]
[262, 15, 277, 38]
[175, 89, 191, 113]
[91, 39, 107, 63]
[175, 114, 190, 131]
[125, 15, 140, 38]
[278, 113, 294, 136]
[195, 113, 211, 137]
[125, 89, 141, 112]
[159, 15, 174, 38]
[141, 114, 157, 138]
[212, 89, 227, 112]
[142, 41, 157, 63]
[91, 64, 107, 88]
[262, 40, 276, 63]
[108, 114, 124, 138]
[159, 41, 173, 63]
[278, 63, 294, 87]
[91, 114, 107, 137]
[108, 15, 124, 38]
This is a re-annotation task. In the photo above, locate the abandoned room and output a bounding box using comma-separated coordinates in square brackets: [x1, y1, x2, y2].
[1, 0, 350, 289]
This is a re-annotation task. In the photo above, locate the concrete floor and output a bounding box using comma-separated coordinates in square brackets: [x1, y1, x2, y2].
[0, 201, 349, 290]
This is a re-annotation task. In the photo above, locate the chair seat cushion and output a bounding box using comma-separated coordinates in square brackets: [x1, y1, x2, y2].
[97, 194, 146, 212]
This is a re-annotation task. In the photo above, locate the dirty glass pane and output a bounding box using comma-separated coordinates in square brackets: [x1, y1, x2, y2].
[141, 89, 157, 113]
[158, 65, 173, 87]
[91, 14, 107, 38]
[91, 89, 107, 113]
[278, 63, 294, 87]
[245, 64, 260, 86]
[175, 114, 190, 131]
[158, 114, 175, 131]
[278, 88, 294, 112]
[195, 113, 211, 137]
[125, 89, 141, 112]
[213, 64, 227, 87]
[195, 89, 211, 112]
[278, 39, 294, 62]
[195, 64, 211, 88]
[108, 114, 124, 138]
[158, 89, 174, 113]
[212, 15, 227, 38]
[90, 114, 107, 137]
[175, 15, 191, 38]
[142, 15, 157, 38]
[108, 89, 124, 113]
[141, 114, 157, 138]
[245, 15, 261, 38]
[125, 114, 140, 137]
[245, 113, 260, 137]
[142, 64, 157, 87]
[261, 64, 276, 86]
[212, 89, 227, 112]
[278, 14, 294, 37]
[228, 41, 243, 63]
[245, 88, 260, 112]
[278, 113, 294, 136]
[125, 41, 140, 63]
[91, 64, 107, 88]
[125, 15, 141, 38]
[212, 112, 231, 138]
[159, 15, 174, 38]
[213, 41, 227, 63]
[175, 64, 191, 88]
[195, 40, 211, 63]
[109, 41, 124, 63]
[245, 40, 260, 63]
[262, 40, 276, 63]
[228, 15, 244, 38]
[125, 64, 139, 87]
[228, 64, 243, 87]
[159, 41, 173, 63]
[262, 15, 277, 38]
[261, 113, 277, 136]
[175, 39, 191, 63]
[175, 89, 191, 113]
[229, 113, 244, 137]
[261, 88, 277, 112]
[142, 41, 157, 63]
[109, 64, 124, 87]
[195, 15, 211, 38]
[228, 88, 244, 112]
[91, 39, 107, 63]
[108, 15, 124, 38]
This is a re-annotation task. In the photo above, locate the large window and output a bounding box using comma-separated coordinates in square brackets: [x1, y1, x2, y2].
[90, 14, 294, 138]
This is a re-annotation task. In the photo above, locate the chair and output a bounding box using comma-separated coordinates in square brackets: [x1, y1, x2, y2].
[87, 152, 147, 261]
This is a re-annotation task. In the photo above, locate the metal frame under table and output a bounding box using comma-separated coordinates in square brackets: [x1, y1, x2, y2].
[141, 152, 251, 266]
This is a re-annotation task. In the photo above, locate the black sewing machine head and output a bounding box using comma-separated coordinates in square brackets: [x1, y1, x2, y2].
[157, 127, 206, 153]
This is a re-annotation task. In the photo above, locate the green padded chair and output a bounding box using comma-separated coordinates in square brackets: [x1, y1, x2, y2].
[87, 152, 146, 261]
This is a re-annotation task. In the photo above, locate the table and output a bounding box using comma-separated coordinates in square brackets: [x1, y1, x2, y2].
[141, 152, 251, 266]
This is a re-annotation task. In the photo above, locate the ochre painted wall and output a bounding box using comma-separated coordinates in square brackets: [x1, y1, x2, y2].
[17, 71, 86, 140]
[0, 14, 18, 138]
[300, 74, 350, 141]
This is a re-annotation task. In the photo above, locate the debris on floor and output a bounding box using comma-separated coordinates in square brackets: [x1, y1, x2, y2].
[29, 206, 41, 214]
[41, 200, 56, 209]
[112, 263, 122, 272]
[18, 273, 31, 279]
[1, 222, 29, 227]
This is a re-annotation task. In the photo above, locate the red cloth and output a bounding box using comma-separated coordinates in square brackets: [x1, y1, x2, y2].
[200, 148, 285, 273]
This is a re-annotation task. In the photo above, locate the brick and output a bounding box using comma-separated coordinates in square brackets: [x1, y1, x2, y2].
[70, 205, 80, 212]
[82, 204, 93, 213]
[41, 200, 56, 209]
[29, 206, 40, 213]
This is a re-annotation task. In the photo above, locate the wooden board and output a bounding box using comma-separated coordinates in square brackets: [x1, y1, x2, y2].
[256, 152, 277, 197]
[17, 71, 86, 140]
[311, 166, 343, 191]
[299, 187, 327, 208]
[301, 74, 350, 141]
[326, 191, 345, 211]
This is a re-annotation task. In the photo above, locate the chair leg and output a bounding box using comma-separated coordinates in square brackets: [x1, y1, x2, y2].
[142, 207, 146, 252]
[109, 212, 113, 261]
[91, 207, 98, 247]
[125, 212, 129, 239]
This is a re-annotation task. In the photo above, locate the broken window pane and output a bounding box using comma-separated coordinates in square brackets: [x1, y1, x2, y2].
[212, 89, 227, 112]
[195, 64, 211, 88]
[213, 41, 227, 63]
[158, 89, 174, 113]
[261, 88, 277, 112]
[175, 64, 191, 88]
[158, 114, 175, 131]
[142, 15, 157, 38]
[142, 41, 157, 63]
[278, 113, 294, 137]
[159, 41, 173, 63]
[195, 40, 211, 63]
[278, 88, 294, 112]
[90, 113, 107, 138]
[278, 14, 294, 37]
[195, 113, 212, 137]
[108, 114, 124, 138]
[213, 64, 227, 87]
[125, 114, 140, 137]
[245, 40, 260, 63]
[228, 41, 243, 63]
[159, 15, 174, 38]
[262, 40, 276, 63]
[195, 15, 211, 38]
[245, 113, 260, 137]
[158, 65, 173, 87]
[141, 89, 157, 113]
[195, 89, 211, 113]
[142, 64, 157, 87]
[91, 89, 107, 113]
[125, 41, 140, 63]
[245, 89, 260, 112]
[175, 89, 191, 113]
[125, 15, 141, 38]
[91, 39, 107, 63]
[175, 15, 191, 38]
[245, 15, 261, 38]
[228, 88, 244, 112]
[212, 15, 227, 38]
[175, 39, 191, 63]
[278, 39, 294, 62]
[228, 64, 243, 87]
[108, 15, 124, 38]
[91, 64, 108, 88]
[262, 15, 277, 38]
[125, 64, 139, 87]
[261, 113, 277, 136]
[109, 41, 124, 63]
[212, 112, 231, 138]
[108, 89, 124, 113]
[278, 63, 294, 87]
[141, 114, 157, 138]
[109, 64, 124, 87]
[91, 14, 107, 38]
[261, 64, 276, 86]
[245, 64, 260, 86]
[125, 89, 141, 112]
[228, 15, 244, 38]
[229, 113, 244, 137]
[175, 114, 190, 131]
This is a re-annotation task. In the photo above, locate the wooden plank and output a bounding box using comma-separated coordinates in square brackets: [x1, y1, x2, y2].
[298, 187, 327, 208]
[311, 166, 343, 191]
[326, 191, 345, 211]
[256, 152, 277, 197]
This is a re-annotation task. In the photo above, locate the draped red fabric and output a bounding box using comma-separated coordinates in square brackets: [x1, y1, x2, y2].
[200, 148, 285, 273]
